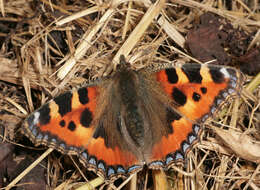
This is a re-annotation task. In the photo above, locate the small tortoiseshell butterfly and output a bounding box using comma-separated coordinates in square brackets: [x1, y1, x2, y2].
[22, 55, 242, 181]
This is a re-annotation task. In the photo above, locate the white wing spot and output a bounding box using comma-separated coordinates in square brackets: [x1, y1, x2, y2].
[220, 68, 230, 78]
[33, 112, 40, 125]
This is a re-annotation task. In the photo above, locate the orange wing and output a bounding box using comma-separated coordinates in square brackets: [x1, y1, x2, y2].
[23, 86, 142, 179]
[148, 63, 242, 168]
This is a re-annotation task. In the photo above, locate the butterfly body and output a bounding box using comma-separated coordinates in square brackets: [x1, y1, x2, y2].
[22, 57, 242, 180]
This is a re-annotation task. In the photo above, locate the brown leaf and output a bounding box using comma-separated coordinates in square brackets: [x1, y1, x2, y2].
[186, 13, 230, 64]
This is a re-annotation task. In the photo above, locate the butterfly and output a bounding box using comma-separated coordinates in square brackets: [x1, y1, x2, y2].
[22, 55, 242, 181]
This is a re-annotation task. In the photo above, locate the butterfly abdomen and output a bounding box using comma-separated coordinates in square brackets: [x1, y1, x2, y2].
[117, 69, 145, 147]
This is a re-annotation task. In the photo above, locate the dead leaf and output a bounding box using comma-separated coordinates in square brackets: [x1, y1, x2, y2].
[186, 13, 230, 64]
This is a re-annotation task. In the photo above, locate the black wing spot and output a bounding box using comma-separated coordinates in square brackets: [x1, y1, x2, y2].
[172, 88, 187, 106]
[166, 109, 182, 134]
[165, 68, 178, 84]
[209, 68, 224, 83]
[78, 88, 89, 105]
[68, 121, 76, 131]
[167, 109, 181, 121]
[93, 124, 110, 148]
[39, 104, 51, 125]
[182, 64, 202, 83]
[93, 124, 106, 139]
[59, 120, 66, 127]
[54, 92, 72, 117]
[200, 87, 207, 94]
[80, 108, 93, 128]
[192, 92, 201, 102]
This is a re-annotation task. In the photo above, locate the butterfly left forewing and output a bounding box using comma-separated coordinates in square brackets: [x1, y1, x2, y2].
[23, 86, 98, 153]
